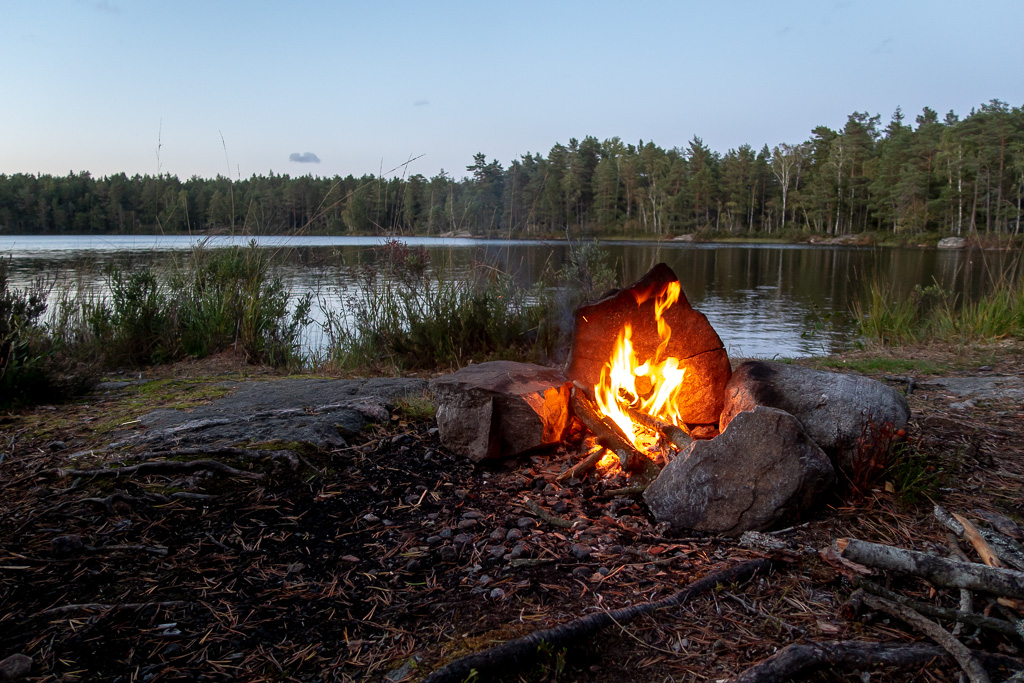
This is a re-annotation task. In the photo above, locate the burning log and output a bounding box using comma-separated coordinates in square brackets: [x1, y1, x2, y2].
[569, 390, 648, 472]
[622, 404, 692, 454]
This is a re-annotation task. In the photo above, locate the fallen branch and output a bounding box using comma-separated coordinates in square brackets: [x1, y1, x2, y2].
[54, 460, 265, 481]
[729, 641, 945, 683]
[861, 593, 991, 683]
[857, 580, 1020, 637]
[38, 600, 191, 617]
[837, 538, 1024, 599]
[421, 558, 771, 683]
[137, 446, 300, 469]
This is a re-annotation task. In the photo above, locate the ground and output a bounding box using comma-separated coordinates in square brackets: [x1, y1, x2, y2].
[1, 343, 1022, 682]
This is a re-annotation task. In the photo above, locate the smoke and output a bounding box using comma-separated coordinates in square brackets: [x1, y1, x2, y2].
[289, 152, 321, 164]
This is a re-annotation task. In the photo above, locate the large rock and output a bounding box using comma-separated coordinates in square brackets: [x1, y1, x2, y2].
[565, 263, 731, 426]
[429, 361, 571, 461]
[720, 361, 910, 472]
[644, 406, 836, 535]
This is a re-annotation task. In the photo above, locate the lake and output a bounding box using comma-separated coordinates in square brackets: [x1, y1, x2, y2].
[2, 234, 1018, 358]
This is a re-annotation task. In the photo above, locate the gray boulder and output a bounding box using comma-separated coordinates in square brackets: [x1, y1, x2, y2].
[429, 361, 571, 461]
[0, 654, 32, 682]
[720, 361, 910, 473]
[644, 406, 836, 535]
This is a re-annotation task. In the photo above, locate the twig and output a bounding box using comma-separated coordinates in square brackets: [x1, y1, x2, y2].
[861, 593, 991, 683]
[422, 559, 772, 683]
[522, 499, 574, 529]
[555, 446, 605, 482]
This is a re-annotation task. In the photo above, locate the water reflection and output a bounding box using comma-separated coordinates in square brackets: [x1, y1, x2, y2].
[3, 236, 1020, 359]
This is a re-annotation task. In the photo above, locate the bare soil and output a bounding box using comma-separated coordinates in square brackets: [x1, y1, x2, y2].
[1, 343, 1022, 682]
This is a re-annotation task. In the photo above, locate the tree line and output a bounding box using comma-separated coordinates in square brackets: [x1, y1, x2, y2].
[2, 99, 1022, 238]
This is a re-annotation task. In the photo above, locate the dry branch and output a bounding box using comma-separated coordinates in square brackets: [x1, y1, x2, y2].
[38, 600, 191, 617]
[421, 558, 772, 683]
[729, 641, 946, 683]
[622, 405, 692, 452]
[838, 538, 1024, 599]
[861, 593, 991, 683]
[54, 460, 265, 481]
[857, 580, 1020, 637]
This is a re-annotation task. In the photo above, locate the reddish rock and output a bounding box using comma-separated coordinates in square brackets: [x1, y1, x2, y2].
[429, 361, 571, 461]
[565, 263, 731, 426]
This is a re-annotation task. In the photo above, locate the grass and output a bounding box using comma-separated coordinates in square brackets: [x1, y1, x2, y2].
[853, 276, 1024, 346]
[816, 356, 947, 376]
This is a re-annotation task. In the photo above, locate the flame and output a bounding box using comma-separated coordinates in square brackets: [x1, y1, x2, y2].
[593, 281, 686, 450]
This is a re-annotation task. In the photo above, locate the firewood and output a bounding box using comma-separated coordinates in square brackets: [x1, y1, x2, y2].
[837, 538, 1024, 600]
[421, 558, 772, 683]
[522, 498, 575, 529]
[555, 445, 605, 482]
[860, 593, 991, 683]
[570, 390, 648, 472]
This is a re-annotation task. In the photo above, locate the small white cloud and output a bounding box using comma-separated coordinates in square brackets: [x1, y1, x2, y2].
[413, 99, 430, 107]
[95, 1, 121, 13]
[289, 152, 321, 164]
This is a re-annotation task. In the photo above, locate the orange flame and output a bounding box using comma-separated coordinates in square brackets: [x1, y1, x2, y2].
[593, 281, 686, 450]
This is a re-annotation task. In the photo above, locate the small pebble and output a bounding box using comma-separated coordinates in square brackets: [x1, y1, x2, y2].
[439, 528, 454, 539]
[508, 543, 527, 560]
[453, 533, 474, 546]
[489, 528, 507, 542]
[426, 513, 439, 521]
[571, 566, 591, 579]
[164, 643, 181, 657]
[0, 653, 33, 681]
[437, 546, 457, 562]
[48, 441, 67, 452]
[362, 513, 380, 524]
[462, 511, 485, 520]
[552, 501, 568, 514]
[425, 535, 442, 545]
[50, 534, 86, 557]
[597, 567, 611, 576]
[478, 574, 491, 586]
[570, 544, 592, 560]
[489, 545, 507, 559]
[457, 519, 478, 530]
[609, 545, 625, 554]
[505, 528, 523, 541]
[405, 559, 421, 572]
[516, 517, 537, 529]
[488, 588, 506, 600]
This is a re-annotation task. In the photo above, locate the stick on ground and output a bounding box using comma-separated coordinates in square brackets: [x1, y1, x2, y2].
[422, 558, 772, 683]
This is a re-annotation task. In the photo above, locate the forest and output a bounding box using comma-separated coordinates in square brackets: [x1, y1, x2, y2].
[1, 100, 1022, 239]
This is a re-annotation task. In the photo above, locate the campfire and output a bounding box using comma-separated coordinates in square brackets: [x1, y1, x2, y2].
[431, 261, 909, 536]
[564, 263, 732, 478]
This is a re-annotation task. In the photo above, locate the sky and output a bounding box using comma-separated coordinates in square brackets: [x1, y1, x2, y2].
[2, 0, 1022, 181]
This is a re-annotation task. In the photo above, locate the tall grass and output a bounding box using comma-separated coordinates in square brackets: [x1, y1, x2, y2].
[50, 243, 311, 370]
[315, 238, 618, 373]
[853, 276, 1024, 345]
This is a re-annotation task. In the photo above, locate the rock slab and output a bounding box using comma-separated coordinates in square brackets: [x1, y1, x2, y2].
[0, 654, 32, 682]
[720, 361, 910, 473]
[106, 378, 428, 452]
[644, 406, 836, 535]
[565, 263, 731, 426]
[429, 361, 571, 461]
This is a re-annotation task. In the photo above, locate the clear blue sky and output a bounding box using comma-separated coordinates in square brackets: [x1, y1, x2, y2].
[2, 0, 1022, 181]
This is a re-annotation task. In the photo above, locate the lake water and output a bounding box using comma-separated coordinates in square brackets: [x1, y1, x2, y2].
[2, 234, 1018, 359]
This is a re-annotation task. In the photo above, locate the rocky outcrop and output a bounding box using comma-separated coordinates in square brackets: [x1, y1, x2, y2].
[429, 361, 572, 462]
[644, 406, 836, 535]
[720, 361, 910, 473]
[565, 263, 731, 426]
